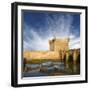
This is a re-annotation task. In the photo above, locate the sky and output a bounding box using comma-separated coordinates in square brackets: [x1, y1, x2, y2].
[22, 10, 80, 51]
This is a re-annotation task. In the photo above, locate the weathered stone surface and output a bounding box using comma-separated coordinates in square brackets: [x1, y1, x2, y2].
[49, 38, 69, 51]
[23, 51, 61, 60]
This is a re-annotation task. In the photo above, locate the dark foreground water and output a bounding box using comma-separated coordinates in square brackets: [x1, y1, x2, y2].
[22, 61, 80, 77]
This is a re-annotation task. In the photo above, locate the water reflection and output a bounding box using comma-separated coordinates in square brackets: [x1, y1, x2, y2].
[22, 60, 80, 77]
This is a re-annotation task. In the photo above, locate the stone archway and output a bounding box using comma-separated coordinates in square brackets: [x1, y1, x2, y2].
[23, 58, 27, 71]
[63, 54, 66, 63]
[76, 54, 80, 64]
[68, 54, 73, 63]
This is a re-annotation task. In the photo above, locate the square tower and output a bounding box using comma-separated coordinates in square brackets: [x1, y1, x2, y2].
[49, 38, 69, 51]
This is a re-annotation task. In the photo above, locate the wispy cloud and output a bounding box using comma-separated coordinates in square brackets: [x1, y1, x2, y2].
[23, 13, 80, 51]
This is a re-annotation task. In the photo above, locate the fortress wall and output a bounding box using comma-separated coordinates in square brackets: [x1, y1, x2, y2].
[23, 37, 80, 64]
[23, 51, 61, 60]
[23, 49, 80, 63]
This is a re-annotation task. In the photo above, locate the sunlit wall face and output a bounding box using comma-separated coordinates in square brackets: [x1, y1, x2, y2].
[22, 11, 80, 51]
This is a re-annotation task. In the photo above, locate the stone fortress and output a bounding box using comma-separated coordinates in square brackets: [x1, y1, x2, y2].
[24, 37, 80, 64]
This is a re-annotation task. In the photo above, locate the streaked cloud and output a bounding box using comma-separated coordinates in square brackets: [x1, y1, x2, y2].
[23, 12, 80, 51]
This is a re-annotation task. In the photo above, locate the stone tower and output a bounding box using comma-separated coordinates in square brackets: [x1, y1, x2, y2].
[49, 38, 69, 51]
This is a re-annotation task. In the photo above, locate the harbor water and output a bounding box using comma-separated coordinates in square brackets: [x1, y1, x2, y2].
[22, 60, 80, 77]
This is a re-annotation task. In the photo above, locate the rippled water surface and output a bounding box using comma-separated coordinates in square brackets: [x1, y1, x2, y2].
[22, 61, 80, 77]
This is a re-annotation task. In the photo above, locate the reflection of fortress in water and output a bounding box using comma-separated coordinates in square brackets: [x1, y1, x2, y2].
[24, 38, 80, 64]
